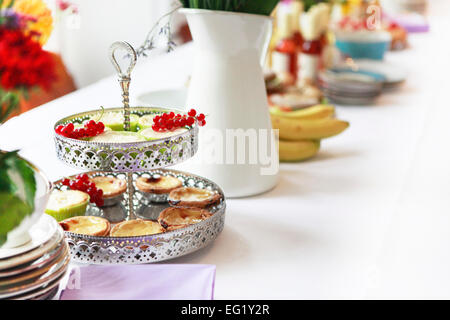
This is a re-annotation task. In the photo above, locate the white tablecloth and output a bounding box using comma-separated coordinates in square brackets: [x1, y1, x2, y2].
[1, 1, 450, 299]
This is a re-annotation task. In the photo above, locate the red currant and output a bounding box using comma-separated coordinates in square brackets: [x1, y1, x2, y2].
[187, 117, 195, 126]
[188, 109, 196, 117]
[197, 113, 205, 121]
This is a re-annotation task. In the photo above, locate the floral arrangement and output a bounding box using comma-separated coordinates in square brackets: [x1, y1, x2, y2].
[0, 0, 56, 123]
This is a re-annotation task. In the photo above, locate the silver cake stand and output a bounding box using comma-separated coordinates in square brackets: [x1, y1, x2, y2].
[52, 42, 225, 264]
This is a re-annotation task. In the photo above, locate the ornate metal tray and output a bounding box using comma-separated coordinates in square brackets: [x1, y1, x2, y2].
[53, 169, 226, 264]
[53, 107, 199, 172]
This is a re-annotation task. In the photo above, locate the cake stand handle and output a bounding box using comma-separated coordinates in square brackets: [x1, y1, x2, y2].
[109, 41, 137, 132]
[109, 41, 137, 221]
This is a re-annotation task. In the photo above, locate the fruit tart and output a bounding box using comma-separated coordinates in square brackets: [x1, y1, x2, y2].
[136, 174, 182, 203]
[110, 219, 165, 237]
[158, 207, 213, 231]
[168, 187, 221, 208]
[45, 190, 89, 221]
[59, 216, 111, 236]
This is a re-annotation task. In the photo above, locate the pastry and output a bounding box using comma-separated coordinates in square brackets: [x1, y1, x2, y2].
[136, 175, 182, 194]
[45, 190, 89, 221]
[110, 220, 165, 237]
[136, 174, 183, 203]
[59, 216, 110, 236]
[90, 112, 139, 132]
[138, 127, 188, 140]
[168, 187, 221, 208]
[89, 130, 146, 143]
[90, 176, 126, 206]
[158, 207, 212, 231]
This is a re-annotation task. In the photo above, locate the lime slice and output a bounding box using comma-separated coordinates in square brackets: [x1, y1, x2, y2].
[138, 127, 188, 141]
[137, 115, 156, 130]
[89, 130, 146, 143]
[45, 190, 89, 222]
[90, 112, 139, 132]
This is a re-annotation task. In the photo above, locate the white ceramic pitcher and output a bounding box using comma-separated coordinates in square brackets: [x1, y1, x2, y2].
[180, 9, 279, 198]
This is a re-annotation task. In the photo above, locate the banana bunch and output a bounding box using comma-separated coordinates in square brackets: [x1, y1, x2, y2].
[270, 104, 349, 162]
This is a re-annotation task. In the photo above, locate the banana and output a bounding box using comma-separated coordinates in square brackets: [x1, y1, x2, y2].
[279, 140, 320, 162]
[270, 104, 335, 120]
[271, 114, 349, 140]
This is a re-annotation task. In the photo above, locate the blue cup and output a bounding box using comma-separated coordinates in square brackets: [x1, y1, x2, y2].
[335, 31, 391, 60]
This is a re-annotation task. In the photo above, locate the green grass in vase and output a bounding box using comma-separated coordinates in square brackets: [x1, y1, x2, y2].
[183, 0, 279, 15]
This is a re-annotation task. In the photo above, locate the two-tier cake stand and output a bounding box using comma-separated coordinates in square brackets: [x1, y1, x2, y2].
[52, 42, 226, 264]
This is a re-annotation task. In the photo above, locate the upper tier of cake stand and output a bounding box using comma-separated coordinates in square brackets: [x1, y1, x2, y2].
[53, 106, 198, 172]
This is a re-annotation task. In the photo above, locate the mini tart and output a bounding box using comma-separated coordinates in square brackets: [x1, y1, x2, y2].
[135, 175, 182, 194]
[138, 127, 188, 140]
[158, 207, 212, 230]
[90, 176, 127, 199]
[110, 220, 165, 237]
[45, 190, 89, 222]
[89, 130, 146, 143]
[168, 187, 221, 208]
[59, 216, 110, 236]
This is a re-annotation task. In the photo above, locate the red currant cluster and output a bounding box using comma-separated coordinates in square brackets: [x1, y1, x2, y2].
[151, 109, 206, 132]
[61, 174, 104, 207]
[55, 120, 105, 139]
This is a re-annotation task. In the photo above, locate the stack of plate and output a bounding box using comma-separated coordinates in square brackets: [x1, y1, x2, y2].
[0, 214, 69, 300]
[381, 0, 428, 15]
[319, 68, 384, 105]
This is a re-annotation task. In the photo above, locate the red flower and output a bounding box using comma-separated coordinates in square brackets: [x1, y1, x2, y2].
[0, 26, 56, 91]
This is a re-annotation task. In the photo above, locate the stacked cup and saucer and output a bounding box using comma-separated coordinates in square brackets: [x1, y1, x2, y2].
[0, 156, 69, 300]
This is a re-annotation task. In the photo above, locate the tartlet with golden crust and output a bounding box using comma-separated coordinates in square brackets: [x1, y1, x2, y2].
[158, 207, 213, 231]
[59, 216, 111, 236]
[90, 176, 127, 199]
[110, 219, 165, 237]
[168, 187, 221, 208]
[135, 175, 182, 194]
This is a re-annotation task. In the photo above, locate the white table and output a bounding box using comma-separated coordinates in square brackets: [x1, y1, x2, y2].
[2, 1, 450, 299]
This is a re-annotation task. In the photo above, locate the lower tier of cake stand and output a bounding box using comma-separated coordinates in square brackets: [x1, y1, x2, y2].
[53, 169, 226, 264]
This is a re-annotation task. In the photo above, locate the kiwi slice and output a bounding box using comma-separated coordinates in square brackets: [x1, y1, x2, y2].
[45, 190, 89, 222]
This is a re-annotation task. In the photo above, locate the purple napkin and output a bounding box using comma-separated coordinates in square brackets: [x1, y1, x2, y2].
[385, 12, 430, 33]
[60, 264, 216, 300]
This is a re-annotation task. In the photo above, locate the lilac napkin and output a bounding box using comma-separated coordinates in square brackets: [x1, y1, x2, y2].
[385, 12, 430, 33]
[60, 264, 216, 300]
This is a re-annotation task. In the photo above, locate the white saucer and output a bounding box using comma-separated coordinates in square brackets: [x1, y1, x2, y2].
[350, 59, 407, 85]
[0, 214, 58, 260]
[136, 88, 187, 109]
